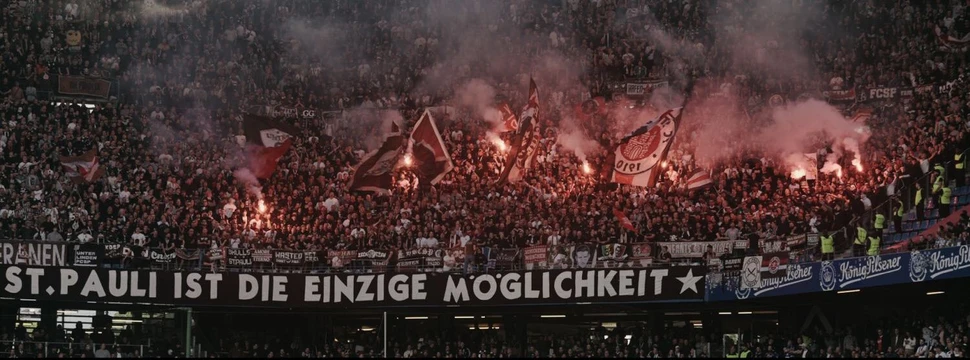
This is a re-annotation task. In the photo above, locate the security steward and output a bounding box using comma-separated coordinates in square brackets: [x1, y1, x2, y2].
[892, 196, 905, 234]
[867, 231, 881, 257]
[914, 182, 925, 221]
[821, 231, 835, 261]
[940, 184, 952, 219]
[854, 225, 867, 257]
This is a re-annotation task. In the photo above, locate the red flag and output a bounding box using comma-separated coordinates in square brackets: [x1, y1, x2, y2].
[850, 108, 872, 124]
[613, 209, 638, 233]
[243, 114, 300, 179]
[685, 169, 713, 190]
[935, 26, 970, 52]
[349, 121, 406, 194]
[498, 78, 541, 183]
[59, 148, 105, 183]
[497, 102, 518, 132]
[409, 109, 454, 185]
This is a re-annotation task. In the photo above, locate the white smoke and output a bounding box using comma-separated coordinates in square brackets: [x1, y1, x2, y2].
[765, 100, 867, 175]
[138, 0, 201, 19]
[232, 168, 263, 199]
[455, 79, 501, 128]
[557, 115, 600, 162]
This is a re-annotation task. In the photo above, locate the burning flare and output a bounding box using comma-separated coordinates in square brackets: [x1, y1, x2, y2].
[257, 200, 267, 214]
[790, 168, 807, 180]
[852, 158, 863, 172]
[403, 154, 413, 167]
[581, 161, 592, 175]
[493, 138, 508, 152]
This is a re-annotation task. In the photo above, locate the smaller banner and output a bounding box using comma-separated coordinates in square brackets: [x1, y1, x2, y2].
[149, 250, 177, 264]
[720, 256, 744, 272]
[251, 249, 273, 264]
[57, 76, 112, 98]
[524, 245, 549, 270]
[625, 80, 669, 96]
[226, 248, 253, 267]
[822, 88, 856, 102]
[489, 249, 520, 270]
[328, 250, 357, 268]
[654, 240, 748, 258]
[596, 243, 629, 267]
[0, 241, 72, 267]
[395, 248, 443, 271]
[71, 244, 102, 267]
[628, 243, 653, 267]
[761, 252, 790, 280]
[356, 249, 391, 270]
[273, 106, 318, 119]
[273, 250, 304, 266]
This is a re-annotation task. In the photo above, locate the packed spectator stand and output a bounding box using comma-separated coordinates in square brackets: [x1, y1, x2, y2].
[2, 0, 970, 359]
[0, 0, 968, 270]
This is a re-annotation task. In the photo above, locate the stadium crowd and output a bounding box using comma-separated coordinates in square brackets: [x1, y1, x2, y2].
[0, 0, 968, 266]
[6, 301, 970, 358]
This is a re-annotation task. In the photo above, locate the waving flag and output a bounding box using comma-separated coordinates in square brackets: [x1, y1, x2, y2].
[59, 149, 105, 183]
[685, 169, 713, 190]
[349, 120, 406, 194]
[611, 107, 682, 188]
[243, 114, 300, 179]
[409, 109, 454, 185]
[497, 102, 519, 132]
[850, 108, 872, 124]
[574, 96, 607, 122]
[613, 209, 638, 233]
[935, 26, 970, 52]
[498, 78, 542, 184]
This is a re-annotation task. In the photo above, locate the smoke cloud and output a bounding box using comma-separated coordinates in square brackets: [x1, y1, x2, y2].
[455, 79, 501, 129]
[232, 168, 263, 200]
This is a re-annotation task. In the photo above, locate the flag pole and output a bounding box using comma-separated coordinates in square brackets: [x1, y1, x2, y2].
[383, 311, 388, 357]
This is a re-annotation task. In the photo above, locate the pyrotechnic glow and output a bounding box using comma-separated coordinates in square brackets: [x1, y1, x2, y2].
[661, 161, 668, 169]
[852, 158, 863, 172]
[790, 168, 807, 180]
[836, 168, 843, 178]
[257, 200, 267, 214]
[403, 154, 413, 167]
[581, 161, 592, 175]
[493, 138, 508, 152]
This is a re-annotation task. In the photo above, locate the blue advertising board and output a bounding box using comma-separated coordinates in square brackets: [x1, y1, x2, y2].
[707, 245, 970, 301]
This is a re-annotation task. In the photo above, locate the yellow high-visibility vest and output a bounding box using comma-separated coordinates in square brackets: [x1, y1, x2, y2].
[855, 227, 867, 246]
[957, 153, 965, 170]
[896, 200, 905, 217]
[941, 187, 952, 205]
[874, 214, 885, 229]
[915, 189, 923, 205]
[867, 236, 881, 256]
[821, 235, 834, 254]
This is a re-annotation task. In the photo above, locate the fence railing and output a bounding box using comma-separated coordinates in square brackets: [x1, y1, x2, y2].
[0, 340, 150, 358]
[1, 239, 728, 275]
